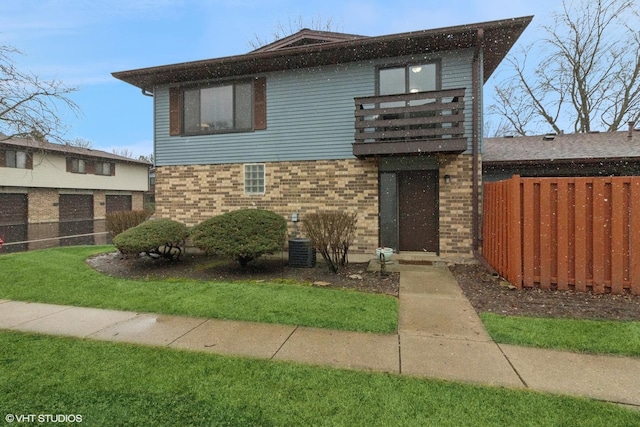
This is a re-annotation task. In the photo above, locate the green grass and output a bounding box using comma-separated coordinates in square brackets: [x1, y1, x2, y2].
[0, 246, 397, 333]
[482, 313, 640, 358]
[0, 331, 637, 427]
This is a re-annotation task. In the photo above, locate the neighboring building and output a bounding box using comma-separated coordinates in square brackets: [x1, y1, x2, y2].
[0, 137, 150, 252]
[145, 167, 156, 206]
[483, 123, 640, 182]
[112, 17, 532, 260]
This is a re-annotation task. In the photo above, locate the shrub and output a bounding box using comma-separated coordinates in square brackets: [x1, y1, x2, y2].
[302, 211, 357, 273]
[106, 210, 150, 238]
[191, 209, 287, 267]
[113, 218, 189, 261]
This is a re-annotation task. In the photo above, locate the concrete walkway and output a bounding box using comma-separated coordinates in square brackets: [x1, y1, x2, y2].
[1, 264, 639, 409]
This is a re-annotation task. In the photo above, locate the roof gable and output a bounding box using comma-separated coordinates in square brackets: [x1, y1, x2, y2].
[251, 29, 366, 52]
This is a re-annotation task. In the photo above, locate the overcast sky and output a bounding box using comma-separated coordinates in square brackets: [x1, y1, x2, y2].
[0, 0, 559, 158]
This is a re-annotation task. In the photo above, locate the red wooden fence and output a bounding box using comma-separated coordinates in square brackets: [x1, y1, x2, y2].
[482, 176, 640, 295]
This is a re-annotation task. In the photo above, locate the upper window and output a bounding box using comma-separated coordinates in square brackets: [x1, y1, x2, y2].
[379, 62, 438, 96]
[95, 162, 112, 176]
[244, 164, 265, 194]
[5, 150, 27, 169]
[183, 82, 253, 134]
[169, 77, 266, 137]
[71, 158, 86, 174]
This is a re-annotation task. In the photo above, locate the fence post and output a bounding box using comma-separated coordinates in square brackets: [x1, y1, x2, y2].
[610, 178, 626, 294]
[508, 175, 522, 288]
[556, 179, 569, 290]
[631, 178, 640, 295]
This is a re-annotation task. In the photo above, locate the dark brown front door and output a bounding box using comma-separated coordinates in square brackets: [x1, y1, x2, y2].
[398, 170, 438, 252]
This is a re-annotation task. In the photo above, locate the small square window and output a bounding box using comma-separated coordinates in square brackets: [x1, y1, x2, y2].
[96, 162, 111, 176]
[5, 150, 27, 168]
[71, 158, 86, 174]
[244, 164, 265, 194]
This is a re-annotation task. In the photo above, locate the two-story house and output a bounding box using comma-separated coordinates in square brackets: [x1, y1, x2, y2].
[0, 137, 150, 252]
[112, 17, 531, 260]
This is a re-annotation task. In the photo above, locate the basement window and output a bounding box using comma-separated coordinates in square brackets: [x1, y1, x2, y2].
[244, 164, 265, 194]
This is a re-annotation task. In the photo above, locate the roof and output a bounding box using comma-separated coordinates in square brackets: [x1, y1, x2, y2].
[0, 137, 151, 166]
[483, 130, 640, 164]
[250, 29, 366, 52]
[112, 16, 533, 91]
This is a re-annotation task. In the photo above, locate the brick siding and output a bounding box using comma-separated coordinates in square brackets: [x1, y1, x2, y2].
[156, 159, 379, 253]
[157, 154, 478, 257]
[438, 153, 478, 259]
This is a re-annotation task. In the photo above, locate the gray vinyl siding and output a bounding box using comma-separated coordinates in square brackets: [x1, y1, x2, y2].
[154, 48, 475, 166]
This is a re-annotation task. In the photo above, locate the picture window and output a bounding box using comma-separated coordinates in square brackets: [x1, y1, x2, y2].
[183, 81, 252, 134]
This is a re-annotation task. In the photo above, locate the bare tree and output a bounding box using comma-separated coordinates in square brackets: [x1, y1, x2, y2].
[489, 0, 640, 135]
[138, 153, 154, 164]
[112, 147, 135, 158]
[68, 137, 94, 149]
[1, 43, 80, 143]
[248, 15, 342, 50]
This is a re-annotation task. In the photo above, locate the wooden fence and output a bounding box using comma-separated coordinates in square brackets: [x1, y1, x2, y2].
[482, 176, 640, 295]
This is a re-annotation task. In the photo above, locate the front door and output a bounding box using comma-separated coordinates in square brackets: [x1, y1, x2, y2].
[398, 170, 439, 252]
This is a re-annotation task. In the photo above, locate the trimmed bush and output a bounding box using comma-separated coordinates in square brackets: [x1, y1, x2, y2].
[191, 209, 287, 267]
[302, 211, 357, 273]
[106, 210, 150, 238]
[113, 218, 189, 261]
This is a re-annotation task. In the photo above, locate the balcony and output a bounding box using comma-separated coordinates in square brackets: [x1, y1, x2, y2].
[353, 88, 467, 158]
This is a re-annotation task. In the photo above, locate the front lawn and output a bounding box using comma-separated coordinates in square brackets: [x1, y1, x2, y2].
[0, 246, 397, 333]
[1, 331, 637, 426]
[482, 313, 640, 358]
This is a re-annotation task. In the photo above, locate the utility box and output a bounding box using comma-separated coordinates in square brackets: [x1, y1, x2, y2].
[288, 238, 316, 268]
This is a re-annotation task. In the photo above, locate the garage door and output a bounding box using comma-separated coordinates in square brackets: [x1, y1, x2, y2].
[0, 193, 28, 253]
[59, 194, 94, 246]
[106, 195, 132, 213]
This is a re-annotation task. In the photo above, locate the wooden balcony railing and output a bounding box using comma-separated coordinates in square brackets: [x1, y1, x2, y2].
[353, 88, 467, 157]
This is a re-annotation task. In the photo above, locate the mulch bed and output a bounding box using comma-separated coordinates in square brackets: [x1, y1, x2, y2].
[451, 264, 640, 321]
[87, 252, 400, 296]
[88, 252, 640, 321]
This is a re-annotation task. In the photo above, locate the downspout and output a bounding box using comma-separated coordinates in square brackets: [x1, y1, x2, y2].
[471, 28, 493, 271]
[141, 88, 154, 97]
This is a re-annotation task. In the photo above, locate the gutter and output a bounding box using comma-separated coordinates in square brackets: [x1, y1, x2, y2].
[471, 27, 495, 272]
[472, 28, 483, 254]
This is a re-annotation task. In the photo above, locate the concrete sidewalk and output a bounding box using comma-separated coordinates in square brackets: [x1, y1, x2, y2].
[0, 264, 639, 409]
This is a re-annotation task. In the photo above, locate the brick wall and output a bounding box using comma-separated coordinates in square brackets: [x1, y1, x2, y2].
[438, 153, 478, 259]
[27, 188, 59, 249]
[132, 192, 144, 211]
[94, 191, 106, 219]
[156, 155, 478, 258]
[156, 159, 379, 253]
[28, 188, 59, 223]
